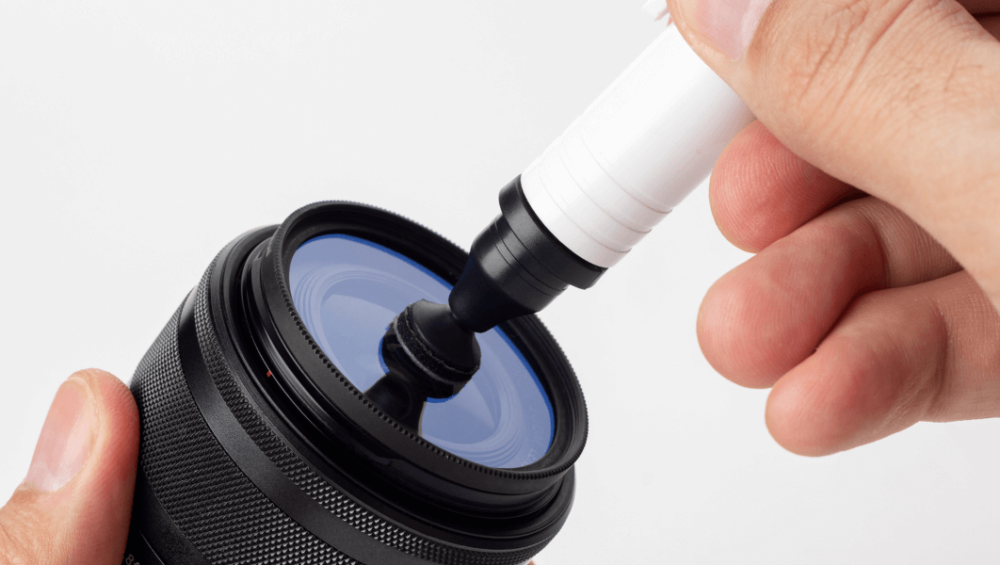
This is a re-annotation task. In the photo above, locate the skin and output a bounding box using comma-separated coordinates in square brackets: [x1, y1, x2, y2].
[0, 370, 138, 565]
[664, 0, 1000, 455]
[0, 370, 537, 565]
[4, 1, 1000, 561]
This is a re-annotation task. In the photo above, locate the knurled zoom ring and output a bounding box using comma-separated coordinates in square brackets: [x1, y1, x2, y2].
[130, 262, 546, 565]
[132, 305, 356, 565]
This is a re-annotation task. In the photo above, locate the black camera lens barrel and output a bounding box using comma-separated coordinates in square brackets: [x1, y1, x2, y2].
[124, 203, 588, 565]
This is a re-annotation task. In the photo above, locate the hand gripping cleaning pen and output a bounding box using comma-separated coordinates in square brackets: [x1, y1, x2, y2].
[373, 16, 754, 419]
[121, 9, 755, 565]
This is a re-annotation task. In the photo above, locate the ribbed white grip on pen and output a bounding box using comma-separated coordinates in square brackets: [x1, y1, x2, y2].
[521, 24, 754, 269]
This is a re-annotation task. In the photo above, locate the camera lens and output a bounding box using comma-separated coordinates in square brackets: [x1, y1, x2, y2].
[288, 234, 555, 469]
[124, 203, 587, 565]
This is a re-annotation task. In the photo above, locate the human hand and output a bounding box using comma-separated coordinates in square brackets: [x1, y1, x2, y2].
[664, 0, 1000, 455]
[1, 370, 139, 564]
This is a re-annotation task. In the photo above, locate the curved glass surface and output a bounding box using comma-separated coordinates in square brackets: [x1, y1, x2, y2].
[288, 234, 554, 469]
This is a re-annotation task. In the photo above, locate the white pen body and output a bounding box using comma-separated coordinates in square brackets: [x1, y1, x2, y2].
[521, 24, 754, 269]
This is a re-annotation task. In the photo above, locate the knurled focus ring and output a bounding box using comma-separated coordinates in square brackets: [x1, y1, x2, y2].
[131, 260, 548, 565]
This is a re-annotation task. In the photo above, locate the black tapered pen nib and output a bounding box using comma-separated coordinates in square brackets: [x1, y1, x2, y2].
[393, 299, 481, 390]
[367, 176, 610, 430]
[365, 300, 480, 432]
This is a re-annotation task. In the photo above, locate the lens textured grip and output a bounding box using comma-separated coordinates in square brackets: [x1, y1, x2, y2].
[132, 307, 356, 565]
[130, 265, 549, 565]
[193, 269, 549, 565]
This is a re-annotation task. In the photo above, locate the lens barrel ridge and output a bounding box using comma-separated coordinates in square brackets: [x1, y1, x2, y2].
[125, 203, 588, 565]
[129, 303, 357, 565]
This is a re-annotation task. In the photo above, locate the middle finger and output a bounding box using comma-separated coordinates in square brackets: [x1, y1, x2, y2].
[698, 196, 960, 389]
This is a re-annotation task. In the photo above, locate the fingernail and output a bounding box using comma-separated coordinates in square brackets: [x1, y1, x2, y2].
[685, 0, 773, 60]
[24, 377, 98, 492]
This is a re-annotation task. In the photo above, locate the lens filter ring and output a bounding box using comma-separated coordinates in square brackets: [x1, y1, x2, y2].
[250, 202, 588, 504]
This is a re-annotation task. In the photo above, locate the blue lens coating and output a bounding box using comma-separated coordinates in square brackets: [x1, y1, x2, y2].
[288, 234, 554, 469]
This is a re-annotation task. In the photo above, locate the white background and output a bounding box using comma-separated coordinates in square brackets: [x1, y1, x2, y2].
[1, 2, 999, 563]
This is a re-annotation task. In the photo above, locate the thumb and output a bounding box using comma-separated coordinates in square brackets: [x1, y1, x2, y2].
[665, 0, 1000, 304]
[1, 370, 139, 565]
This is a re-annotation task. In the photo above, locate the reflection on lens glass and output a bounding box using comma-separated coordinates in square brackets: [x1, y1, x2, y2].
[288, 234, 554, 469]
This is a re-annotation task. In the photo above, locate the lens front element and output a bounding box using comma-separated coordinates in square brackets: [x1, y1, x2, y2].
[289, 234, 554, 469]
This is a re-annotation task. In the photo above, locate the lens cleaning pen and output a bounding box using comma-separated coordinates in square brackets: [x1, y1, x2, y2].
[384, 2, 755, 382]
